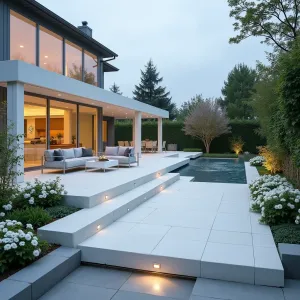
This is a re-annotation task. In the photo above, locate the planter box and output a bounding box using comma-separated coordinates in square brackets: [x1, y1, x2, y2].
[278, 243, 300, 279]
[167, 144, 177, 151]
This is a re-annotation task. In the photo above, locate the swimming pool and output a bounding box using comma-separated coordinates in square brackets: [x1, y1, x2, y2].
[171, 157, 247, 184]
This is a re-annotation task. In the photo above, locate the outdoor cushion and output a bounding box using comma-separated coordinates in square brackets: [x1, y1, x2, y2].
[74, 147, 83, 158]
[118, 146, 129, 156]
[44, 160, 64, 168]
[80, 156, 98, 161]
[62, 148, 75, 159]
[124, 148, 131, 157]
[54, 149, 63, 161]
[44, 150, 55, 162]
[105, 146, 119, 156]
[106, 156, 136, 164]
[129, 147, 135, 156]
[64, 158, 86, 169]
[82, 148, 93, 157]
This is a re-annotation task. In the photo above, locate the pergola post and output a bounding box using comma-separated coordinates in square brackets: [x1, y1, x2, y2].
[134, 111, 142, 157]
[7, 81, 24, 183]
[158, 117, 163, 152]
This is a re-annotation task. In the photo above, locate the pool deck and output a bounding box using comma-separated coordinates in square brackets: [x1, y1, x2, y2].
[34, 155, 284, 287]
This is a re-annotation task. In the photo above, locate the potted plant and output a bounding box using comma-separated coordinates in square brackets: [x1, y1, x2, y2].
[72, 135, 76, 145]
[56, 133, 63, 145]
[167, 140, 177, 151]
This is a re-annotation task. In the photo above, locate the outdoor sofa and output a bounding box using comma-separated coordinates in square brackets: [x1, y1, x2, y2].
[104, 146, 139, 167]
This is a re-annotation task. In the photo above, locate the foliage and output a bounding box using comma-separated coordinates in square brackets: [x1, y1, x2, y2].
[68, 64, 97, 86]
[0, 124, 24, 219]
[15, 177, 67, 209]
[230, 136, 244, 154]
[183, 148, 202, 152]
[45, 205, 80, 219]
[0, 220, 48, 273]
[132, 59, 177, 119]
[109, 83, 122, 95]
[271, 223, 300, 245]
[176, 95, 204, 121]
[249, 156, 265, 166]
[202, 153, 238, 158]
[258, 146, 283, 174]
[256, 166, 271, 176]
[6, 207, 52, 229]
[183, 99, 231, 153]
[228, 0, 300, 52]
[115, 120, 265, 153]
[219, 63, 257, 119]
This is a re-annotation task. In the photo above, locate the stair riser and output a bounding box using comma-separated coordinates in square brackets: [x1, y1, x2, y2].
[63, 160, 188, 208]
[39, 173, 180, 247]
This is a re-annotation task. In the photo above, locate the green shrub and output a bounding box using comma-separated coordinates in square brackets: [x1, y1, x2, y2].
[202, 153, 238, 158]
[6, 207, 52, 229]
[271, 224, 300, 245]
[183, 148, 202, 152]
[0, 220, 48, 273]
[15, 177, 67, 209]
[45, 205, 80, 219]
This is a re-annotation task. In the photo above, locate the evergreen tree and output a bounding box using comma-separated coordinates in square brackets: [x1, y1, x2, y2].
[133, 59, 177, 119]
[177, 94, 204, 121]
[109, 83, 122, 95]
[219, 63, 257, 119]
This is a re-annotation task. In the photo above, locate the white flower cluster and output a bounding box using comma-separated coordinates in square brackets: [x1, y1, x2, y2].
[0, 201, 13, 219]
[249, 175, 300, 224]
[0, 220, 41, 257]
[249, 156, 265, 166]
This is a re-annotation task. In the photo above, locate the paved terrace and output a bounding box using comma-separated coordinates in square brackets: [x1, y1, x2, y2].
[27, 153, 284, 287]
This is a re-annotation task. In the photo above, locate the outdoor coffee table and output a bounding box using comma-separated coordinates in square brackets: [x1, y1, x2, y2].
[85, 159, 119, 172]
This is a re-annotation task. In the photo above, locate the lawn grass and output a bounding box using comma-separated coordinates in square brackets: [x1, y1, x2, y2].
[183, 148, 202, 152]
[256, 165, 271, 175]
[202, 153, 238, 158]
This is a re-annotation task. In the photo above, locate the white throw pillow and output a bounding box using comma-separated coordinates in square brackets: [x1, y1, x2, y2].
[105, 146, 119, 156]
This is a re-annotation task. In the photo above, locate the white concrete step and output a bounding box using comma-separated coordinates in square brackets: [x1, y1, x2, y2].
[38, 173, 180, 247]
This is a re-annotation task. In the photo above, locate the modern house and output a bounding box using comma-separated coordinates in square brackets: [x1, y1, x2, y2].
[0, 0, 168, 182]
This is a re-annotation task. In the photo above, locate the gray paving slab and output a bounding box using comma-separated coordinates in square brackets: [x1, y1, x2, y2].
[283, 279, 300, 300]
[191, 278, 284, 300]
[65, 265, 132, 289]
[120, 273, 195, 299]
[0, 279, 31, 300]
[39, 280, 117, 300]
[190, 296, 230, 300]
[112, 290, 180, 300]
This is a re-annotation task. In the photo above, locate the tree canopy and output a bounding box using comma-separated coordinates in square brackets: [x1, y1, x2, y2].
[228, 0, 300, 52]
[176, 94, 204, 121]
[133, 59, 177, 120]
[219, 63, 257, 119]
[109, 83, 122, 95]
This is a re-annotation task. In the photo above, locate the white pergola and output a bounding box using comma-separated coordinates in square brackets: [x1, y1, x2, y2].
[0, 60, 169, 182]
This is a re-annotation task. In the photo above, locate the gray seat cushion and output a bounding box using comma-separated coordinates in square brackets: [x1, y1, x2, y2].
[64, 158, 86, 168]
[105, 146, 119, 156]
[44, 160, 65, 169]
[106, 156, 136, 164]
[44, 150, 55, 162]
[62, 149, 75, 159]
[74, 148, 83, 158]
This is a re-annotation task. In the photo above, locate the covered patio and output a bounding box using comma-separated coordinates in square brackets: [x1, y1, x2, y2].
[0, 60, 168, 182]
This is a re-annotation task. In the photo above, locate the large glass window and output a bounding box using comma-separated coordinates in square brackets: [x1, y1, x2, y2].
[10, 10, 36, 64]
[79, 106, 97, 152]
[40, 27, 62, 74]
[24, 95, 47, 167]
[84, 50, 97, 86]
[49, 101, 77, 149]
[65, 40, 82, 80]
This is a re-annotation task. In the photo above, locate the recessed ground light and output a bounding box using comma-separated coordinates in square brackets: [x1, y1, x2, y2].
[160, 186, 163, 190]
[44, 55, 48, 58]
[43, 62, 47, 65]
[153, 263, 160, 269]
[144, 197, 147, 200]
[105, 195, 108, 200]
[127, 208, 130, 212]
[20, 45, 24, 48]
[158, 172, 161, 176]
[97, 225, 101, 230]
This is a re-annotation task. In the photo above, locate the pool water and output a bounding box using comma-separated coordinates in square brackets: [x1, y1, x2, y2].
[172, 158, 247, 184]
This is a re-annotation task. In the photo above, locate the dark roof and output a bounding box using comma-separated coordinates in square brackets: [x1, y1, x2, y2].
[10, 0, 118, 58]
[103, 61, 119, 72]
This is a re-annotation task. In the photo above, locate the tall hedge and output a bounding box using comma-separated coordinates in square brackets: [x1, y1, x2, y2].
[115, 120, 265, 153]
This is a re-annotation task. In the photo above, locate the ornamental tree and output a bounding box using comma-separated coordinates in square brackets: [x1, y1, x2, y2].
[183, 100, 231, 153]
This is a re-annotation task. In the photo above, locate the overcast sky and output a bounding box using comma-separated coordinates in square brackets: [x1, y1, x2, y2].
[37, 0, 269, 107]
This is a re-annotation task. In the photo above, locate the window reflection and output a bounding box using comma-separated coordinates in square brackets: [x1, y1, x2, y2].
[79, 106, 97, 151]
[40, 26, 62, 74]
[84, 50, 97, 86]
[10, 10, 36, 65]
[65, 40, 82, 80]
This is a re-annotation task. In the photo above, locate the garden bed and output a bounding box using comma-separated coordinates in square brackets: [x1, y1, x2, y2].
[202, 153, 238, 158]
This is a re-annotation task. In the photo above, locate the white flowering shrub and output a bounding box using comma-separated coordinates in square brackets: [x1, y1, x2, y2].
[15, 177, 67, 209]
[0, 220, 48, 273]
[249, 156, 265, 166]
[249, 175, 293, 212]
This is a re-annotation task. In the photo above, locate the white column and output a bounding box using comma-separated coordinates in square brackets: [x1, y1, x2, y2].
[132, 117, 135, 144]
[134, 111, 142, 157]
[158, 117, 163, 152]
[7, 82, 24, 183]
